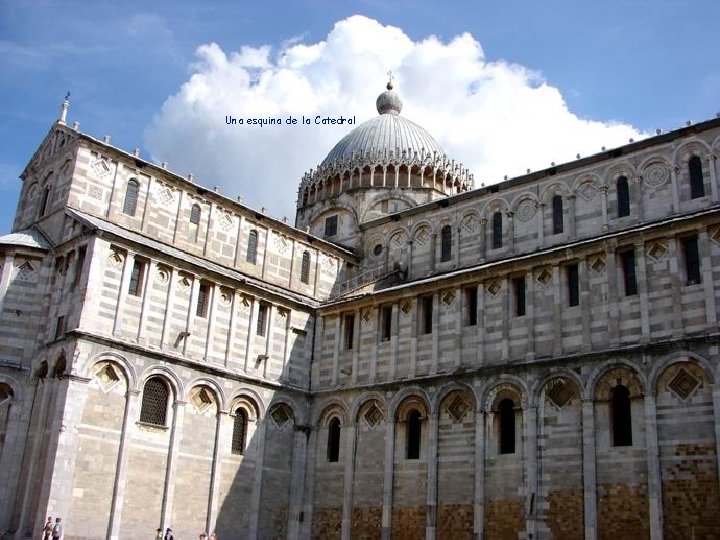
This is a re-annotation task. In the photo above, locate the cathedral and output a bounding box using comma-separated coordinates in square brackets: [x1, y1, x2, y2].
[0, 81, 719, 540]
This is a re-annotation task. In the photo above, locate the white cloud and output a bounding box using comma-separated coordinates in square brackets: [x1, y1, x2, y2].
[144, 15, 644, 222]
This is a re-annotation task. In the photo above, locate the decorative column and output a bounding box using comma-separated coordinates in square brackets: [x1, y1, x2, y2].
[454, 286, 463, 368]
[666, 238, 684, 338]
[381, 418, 395, 540]
[244, 297, 257, 372]
[409, 298, 418, 378]
[112, 249, 134, 336]
[670, 167, 680, 212]
[341, 422, 358, 540]
[525, 270, 535, 360]
[351, 308, 360, 384]
[425, 413, 439, 540]
[331, 314, 341, 386]
[644, 394, 663, 540]
[204, 284, 218, 360]
[160, 400, 186, 530]
[605, 240, 620, 344]
[478, 218, 487, 261]
[580, 258, 592, 350]
[184, 274, 199, 356]
[581, 398, 597, 540]
[552, 264, 563, 356]
[506, 211, 515, 254]
[524, 405, 538, 539]
[709, 155, 719, 202]
[389, 303, 399, 381]
[454, 225, 461, 267]
[537, 203, 545, 247]
[286, 425, 309, 539]
[107, 389, 141, 539]
[635, 241, 651, 342]
[699, 227, 718, 329]
[632, 175, 645, 222]
[473, 408, 486, 539]
[430, 292, 439, 375]
[206, 410, 229, 534]
[475, 283, 485, 366]
[567, 194, 577, 238]
[429, 233, 437, 274]
[136, 258, 155, 344]
[248, 419, 267, 538]
[600, 185, 609, 231]
[160, 267, 176, 351]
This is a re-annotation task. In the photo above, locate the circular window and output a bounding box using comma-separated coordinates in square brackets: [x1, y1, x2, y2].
[373, 244, 383, 256]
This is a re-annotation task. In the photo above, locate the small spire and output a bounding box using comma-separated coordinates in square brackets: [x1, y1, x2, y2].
[58, 91, 70, 125]
[386, 70, 394, 90]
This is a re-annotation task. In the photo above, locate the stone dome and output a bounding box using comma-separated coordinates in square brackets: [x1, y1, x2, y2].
[321, 83, 445, 166]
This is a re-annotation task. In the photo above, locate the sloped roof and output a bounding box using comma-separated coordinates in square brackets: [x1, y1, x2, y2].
[0, 227, 53, 250]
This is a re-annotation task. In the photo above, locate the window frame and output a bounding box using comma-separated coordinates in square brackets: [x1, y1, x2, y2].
[190, 203, 201, 225]
[681, 234, 701, 286]
[406, 409, 422, 460]
[231, 407, 248, 455]
[256, 302, 269, 336]
[128, 258, 147, 297]
[492, 211, 503, 249]
[246, 229, 259, 264]
[139, 377, 170, 427]
[196, 282, 211, 318]
[464, 286, 478, 326]
[552, 194, 563, 234]
[617, 176, 630, 217]
[688, 155, 705, 199]
[380, 305, 392, 341]
[324, 215, 338, 237]
[619, 248, 638, 296]
[300, 251, 311, 284]
[567, 263, 580, 307]
[343, 313, 355, 350]
[327, 417, 341, 462]
[123, 178, 140, 216]
[420, 295, 433, 335]
[498, 398, 516, 454]
[512, 276, 526, 317]
[440, 224, 452, 262]
[611, 385, 633, 447]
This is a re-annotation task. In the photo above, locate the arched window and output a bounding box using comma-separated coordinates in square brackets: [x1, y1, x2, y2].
[492, 211, 503, 249]
[611, 385, 632, 447]
[327, 418, 341, 462]
[406, 409, 422, 459]
[440, 224, 452, 262]
[140, 377, 169, 426]
[552, 195, 563, 234]
[232, 408, 248, 455]
[123, 178, 140, 216]
[499, 398, 516, 454]
[190, 204, 201, 225]
[300, 251, 311, 284]
[617, 176, 630, 217]
[39, 185, 52, 217]
[246, 230, 258, 264]
[689, 156, 705, 199]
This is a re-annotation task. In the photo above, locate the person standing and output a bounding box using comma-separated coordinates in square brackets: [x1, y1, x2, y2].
[42, 517, 53, 540]
[155, 528, 163, 540]
[163, 528, 174, 540]
[51, 518, 63, 540]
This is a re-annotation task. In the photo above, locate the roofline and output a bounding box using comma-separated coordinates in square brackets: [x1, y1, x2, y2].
[324, 204, 720, 311]
[360, 115, 720, 231]
[30, 122, 358, 263]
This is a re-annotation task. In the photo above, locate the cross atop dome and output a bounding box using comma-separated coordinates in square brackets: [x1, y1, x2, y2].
[376, 75, 402, 115]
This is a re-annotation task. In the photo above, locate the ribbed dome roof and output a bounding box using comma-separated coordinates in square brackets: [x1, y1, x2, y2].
[321, 83, 445, 166]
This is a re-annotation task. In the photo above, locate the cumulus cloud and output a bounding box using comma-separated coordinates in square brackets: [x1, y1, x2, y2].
[144, 15, 644, 221]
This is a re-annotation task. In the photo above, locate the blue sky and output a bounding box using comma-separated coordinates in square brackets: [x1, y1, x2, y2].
[1, 0, 719, 234]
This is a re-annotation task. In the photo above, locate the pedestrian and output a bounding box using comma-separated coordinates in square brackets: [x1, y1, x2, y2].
[51, 517, 63, 540]
[199, 534, 207, 540]
[42, 517, 53, 540]
[209, 533, 217, 540]
[163, 528, 174, 540]
[155, 528, 163, 540]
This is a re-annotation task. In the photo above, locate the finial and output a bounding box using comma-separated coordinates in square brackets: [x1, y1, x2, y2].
[58, 91, 70, 125]
[386, 70, 394, 90]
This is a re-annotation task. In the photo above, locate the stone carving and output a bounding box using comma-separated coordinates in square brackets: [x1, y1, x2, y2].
[274, 234, 289, 255]
[415, 228, 430, 247]
[546, 378, 575, 408]
[15, 261, 36, 282]
[667, 368, 701, 401]
[108, 248, 125, 269]
[516, 200, 537, 222]
[646, 241, 667, 261]
[94, 363, 121, 393]
[363, 403, 384, 427]
[442, 290, 455, 305]
[461, 213, 478, 232]
[156, 264, 170, 284]
[87, 185, 103, 200]
[536, 267, 553, 286]
[447, 395, 470, 422]
[321, 255, 336, 275]
[578, 182, 597, 201]
[589, 255, 606, 274]
[156, 186, 174, 206]
[190, 387, 215, 414]
[644, 164, 670, 188]
[91, 159, 111, 177]
[219, 211, 234, 232]
[486, 280, 502, 296]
